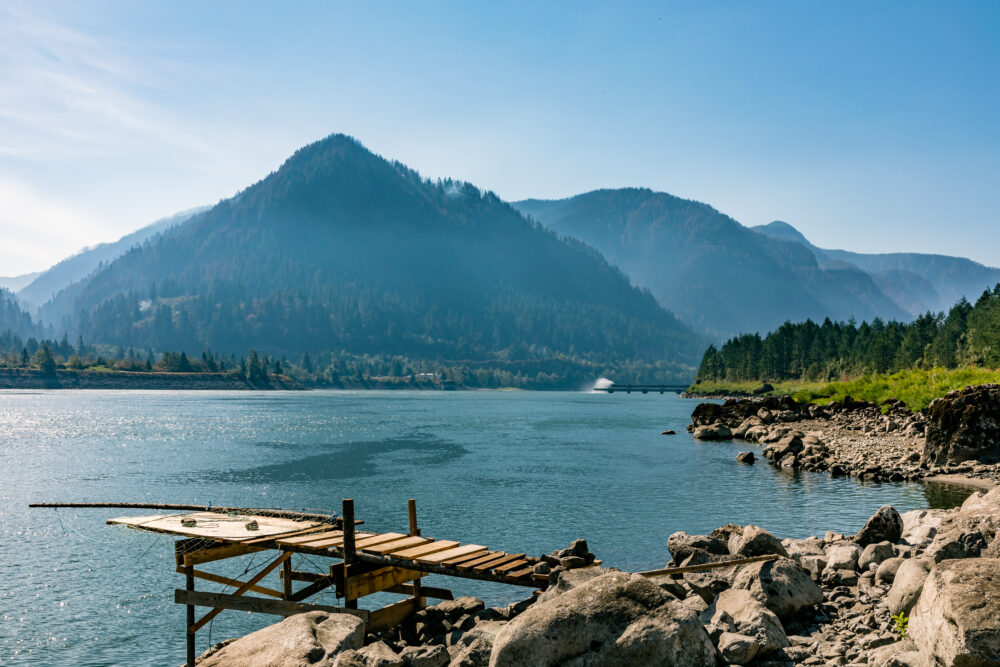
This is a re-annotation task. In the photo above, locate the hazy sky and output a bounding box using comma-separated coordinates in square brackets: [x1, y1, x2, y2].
[2, 1, 999, 275]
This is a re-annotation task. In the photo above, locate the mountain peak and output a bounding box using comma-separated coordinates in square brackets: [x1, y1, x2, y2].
[752, 220, 813, 247]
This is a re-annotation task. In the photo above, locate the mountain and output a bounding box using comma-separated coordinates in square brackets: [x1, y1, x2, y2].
[0, 272, 40, 292]
[752, 221, 1000, 316]
[45, 135, 705, 379]
[515, 189, 909, 339]
[18, 206, 209, 310]
[0, 289, 45, 340]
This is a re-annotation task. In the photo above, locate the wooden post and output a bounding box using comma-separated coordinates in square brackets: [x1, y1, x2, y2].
[342, 499, 357, 609]
[282, 552, 293, 600]
[185, 566, 196, 667]
[407, 499, 425, 609]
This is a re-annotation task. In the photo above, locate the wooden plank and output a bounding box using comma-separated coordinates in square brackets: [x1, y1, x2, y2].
[385, 582, 453, 600]
[353, 533, 407, 549]
[473, 553, 525, 572]
[110, 512, 318, 541]
[176, 566, 284, 598]
[391, 540, 460, 560]
[345, 566, 423, 600]
[366, 536, 432, 554]
[505, 567, 536, 581]
[368, 596, 420, 633]
[175, 588, 369, 621]
[493, 559, 529, 574]
[305, 531, 375, 549]
[638, 554, 779, 577]
[181, 541, 270, 567]
[456, 551, 504, 570]
[190, 552, 292, 633]
[441, 550, 497, 567]
[277, 530, 342, 546]
[417, 544, 487, 565]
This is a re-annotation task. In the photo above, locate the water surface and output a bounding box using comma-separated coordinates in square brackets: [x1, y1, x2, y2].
[0, 390, 967, 666]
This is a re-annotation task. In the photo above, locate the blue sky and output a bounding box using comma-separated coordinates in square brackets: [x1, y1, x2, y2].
[1, 1, 999, 275]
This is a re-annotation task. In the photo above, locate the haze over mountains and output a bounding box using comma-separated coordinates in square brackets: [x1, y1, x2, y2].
[6, 135, 999, 386]
[516, 189, 1000, 338]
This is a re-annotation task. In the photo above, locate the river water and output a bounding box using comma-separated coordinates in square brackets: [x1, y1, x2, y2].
[0, 390, 969, 666]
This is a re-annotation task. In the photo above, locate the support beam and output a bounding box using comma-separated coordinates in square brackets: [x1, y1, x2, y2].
[385, 582, 453, 600]
[176, 566, 284, 598]
[407, 498, 424, 609]
[342, 499, 357, 610]
[368, 596, 420, 633]
[185, 566, 196, 667]
[189, 551, 292, 634]
[175, 589, 369, 622]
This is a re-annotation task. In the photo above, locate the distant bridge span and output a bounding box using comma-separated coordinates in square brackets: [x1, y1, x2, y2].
[593, 383, 689, 394]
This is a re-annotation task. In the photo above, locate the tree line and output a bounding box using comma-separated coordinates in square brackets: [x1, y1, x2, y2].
[696, 284, 1000, 383]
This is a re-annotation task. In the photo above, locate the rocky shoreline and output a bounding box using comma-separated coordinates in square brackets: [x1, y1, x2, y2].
[186, 385, 1000, 666]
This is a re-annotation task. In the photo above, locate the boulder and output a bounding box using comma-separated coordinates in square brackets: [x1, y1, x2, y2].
[900, 509, 945, 546]
[780, 537, 825, 562]
[446, 620, 505, 667]
[728, 525, 789, 558]
[924, 489, 1000, 562]
[667, 531, 729, 563]
[924, 383, 1000, 464]
[798, 554, 827, 582]
[708, 588, 789, 657]
[854, 505, 904, 546]
[886, 557, 932, 615]
[693, 424, 732, 441]
[910, 558, 1000, 666]
[875, 557, 905, 586]
[823, 543, 861, 572]
[717, 632, 759, 664]
[868, 640, 923, 667]
[691, 402, 727, 426]
[199, 611, 365, 667]
[764, 434, 803, 461]
[536, 566, 613, 603]
[858, 541, 895, 571]
[736, 451, 755, 464]
[489, 572, 717, 666]
[334, 642, 403, 667]
[730, 558, 823, 620]
[399, 645, 449, 667]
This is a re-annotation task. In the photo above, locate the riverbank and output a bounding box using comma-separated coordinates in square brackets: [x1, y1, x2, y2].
[0, 367, 304, 390]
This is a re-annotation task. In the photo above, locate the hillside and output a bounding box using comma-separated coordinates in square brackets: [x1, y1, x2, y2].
[0, 272, 40, 292]
[45, 136, 705, 382]
[19, 206, 209, 311]
[515, 189, 908, 338]
[752, 220, 1000, 316]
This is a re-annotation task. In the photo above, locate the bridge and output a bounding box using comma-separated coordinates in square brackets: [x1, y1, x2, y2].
[593, 383, 689, 394]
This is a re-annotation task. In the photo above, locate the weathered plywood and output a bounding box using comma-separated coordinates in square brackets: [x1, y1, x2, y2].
[391, 540, 459, 560]
[345, 566, 423, 599]
[366, 536, 432, 554]
[417, 544, 486, 565]
[109, 512, 320, 542]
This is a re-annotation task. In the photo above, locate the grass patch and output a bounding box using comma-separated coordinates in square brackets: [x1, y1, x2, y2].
[689, 367, 1000, 411]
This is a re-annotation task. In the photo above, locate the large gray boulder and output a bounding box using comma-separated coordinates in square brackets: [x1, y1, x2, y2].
[333, 642, 403, 667]
[536, 567, 613, 603]
[199, 611, 365, 667]
[447, 620, 505, 667]
[900, 509, 945, 547]
[925, 488, 1000, 562]
[730, 558, 823, 620]
[886, 557, 933, 616]
[910, 558, 1000, 666]
[858, 541, 895, 571]
[706, 589, 789, 659]
[693, 424, 733, 441]
[667, 531, 728, 563]
[489, 572, 717, 666]
[924, 383, 1000, 464]
[824, 543, 862, 573]
[728, 525, 789, 558]
[854, 506, 904, 546]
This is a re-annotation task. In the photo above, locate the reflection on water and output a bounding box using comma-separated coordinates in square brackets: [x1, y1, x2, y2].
[0, 390, 975, 666]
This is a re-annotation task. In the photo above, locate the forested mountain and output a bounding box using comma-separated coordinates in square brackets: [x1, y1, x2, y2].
[18, 206, 209, 311]
[696, 284, 1000, 383]
[0, 272, 40, 292]
[0, 289, 46, 340]
[515, 189, 908, 338]
[752, 221, 1000, 317]
[41, 135, 705, 383]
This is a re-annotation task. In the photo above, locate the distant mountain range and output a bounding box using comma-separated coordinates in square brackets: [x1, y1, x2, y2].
[17, 206, 209, 313]
[516, 189, 1000, 338]
[31, 135, 704, 379]
[0, 272, 40, 293]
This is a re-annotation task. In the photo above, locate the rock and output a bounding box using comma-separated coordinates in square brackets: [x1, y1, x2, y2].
[875, 557, 904, 586]
[559, 555, 586, 569]
[886, 557, 932, 615]
[399, 644, 448, 667]
[667, 531, 729, 563]
[781, 537, 825, 562]
[900, 509, 945, 546]
[744, 425, 770, 443]
[661, 429, 676, 435]
[868, 639, 922, 667]
[536, 566, 613, 603]
[709, 588, 789, 657]
[754, 382, 775, 395]
[333, 642, 403, 667]
[717, 632, 760, 664]
[445, 620, 505, 667]
[692, 402, 727, 426]
[910, 558, 1000, 666]
[799, 555, 827, 582]
[853, 506, 903, 546]
[824, 543, 862, 572]
[764, 433, 804, 461]
[924, 383, 1000, 464]
[431, 596, 485, 620]
[199, 611, 365, 667]
[490, 572, 717, 666]
[858, 541, 895, 571]
[731, 558, 823, 620]
[736, 451, 756, 464]
[728, 525, 790, 558]
[693, 424, 733, 441]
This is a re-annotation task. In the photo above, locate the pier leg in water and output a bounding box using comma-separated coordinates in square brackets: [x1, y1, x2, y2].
[342, 499, 357, 610]
[408, 499, 425, 609]
[185, 565, 195, 667]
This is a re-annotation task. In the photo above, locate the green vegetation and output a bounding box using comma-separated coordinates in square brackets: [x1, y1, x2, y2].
[891, 612, 909, 640]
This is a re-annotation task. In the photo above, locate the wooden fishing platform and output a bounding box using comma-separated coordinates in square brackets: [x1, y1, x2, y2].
[41, 498, 549, 666]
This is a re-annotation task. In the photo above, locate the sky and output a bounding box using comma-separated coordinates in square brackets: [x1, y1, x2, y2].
[1, 0, 999, 276]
